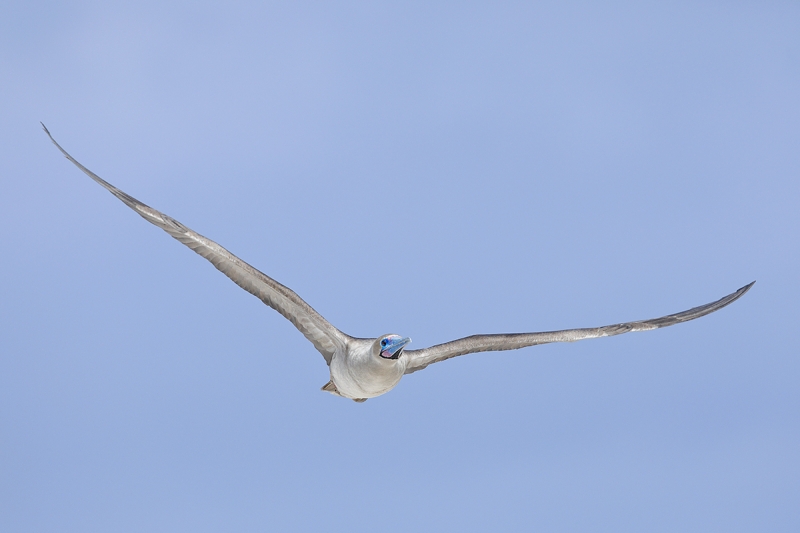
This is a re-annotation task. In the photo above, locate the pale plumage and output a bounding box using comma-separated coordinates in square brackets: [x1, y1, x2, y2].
[44, 125, 754, 402]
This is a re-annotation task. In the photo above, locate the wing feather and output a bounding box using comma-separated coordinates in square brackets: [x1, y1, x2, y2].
[404, 282, 754, 374]
[44, 124, 350, 364]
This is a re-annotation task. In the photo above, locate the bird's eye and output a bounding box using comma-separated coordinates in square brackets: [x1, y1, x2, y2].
[381, 339, 388, 347]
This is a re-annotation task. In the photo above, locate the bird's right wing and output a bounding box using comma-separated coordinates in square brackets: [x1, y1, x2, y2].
[44, 124, 351, 364]
[404, 282, 754, 374]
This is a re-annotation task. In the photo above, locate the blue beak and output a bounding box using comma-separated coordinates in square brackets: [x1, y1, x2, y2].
[380, 336, 412, 359]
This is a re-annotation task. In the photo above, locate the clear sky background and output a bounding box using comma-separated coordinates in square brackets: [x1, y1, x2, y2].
[1, 1, 798, 531]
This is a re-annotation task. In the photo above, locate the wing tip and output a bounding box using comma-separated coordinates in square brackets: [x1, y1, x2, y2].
[41, 122, 57, 144]
[716, 280, 755, 311]
[737, 280, 756, 297]
[41, 122, 67, 155]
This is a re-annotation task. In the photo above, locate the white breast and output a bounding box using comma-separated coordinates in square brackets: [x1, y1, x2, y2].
[329, 340, 406, 399]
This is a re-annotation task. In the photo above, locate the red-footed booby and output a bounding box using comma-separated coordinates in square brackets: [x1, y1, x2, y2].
[43, 125, 754, 402]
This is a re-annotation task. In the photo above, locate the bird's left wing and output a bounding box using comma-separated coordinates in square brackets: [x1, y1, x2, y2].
[43, 124, 351, 364]
[404, 282, 753, 374]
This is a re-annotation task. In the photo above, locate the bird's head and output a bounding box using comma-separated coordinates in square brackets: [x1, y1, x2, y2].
[375, 334, 412, 360]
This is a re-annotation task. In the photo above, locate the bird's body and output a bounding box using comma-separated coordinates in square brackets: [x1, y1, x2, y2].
[328, 338, 407, 400]
[43, 124, 754, 402]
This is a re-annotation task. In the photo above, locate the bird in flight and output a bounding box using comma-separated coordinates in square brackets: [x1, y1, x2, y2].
[43, 124, 754, 402]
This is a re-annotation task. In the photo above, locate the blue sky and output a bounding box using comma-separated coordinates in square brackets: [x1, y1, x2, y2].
[1, 1, 798, 531]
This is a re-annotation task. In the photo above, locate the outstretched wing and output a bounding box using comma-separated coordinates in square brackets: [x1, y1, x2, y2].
[44, 124, 350, 364]
[404, 282, 754, 374]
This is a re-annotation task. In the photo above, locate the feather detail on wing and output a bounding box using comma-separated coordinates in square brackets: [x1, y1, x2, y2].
[43, 124, 350, 364]
[404, 282, 754, 374]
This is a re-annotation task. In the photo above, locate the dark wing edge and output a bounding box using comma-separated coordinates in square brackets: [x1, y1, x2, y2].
[43, 123, 350, 364]
[404, 281, 755, 374]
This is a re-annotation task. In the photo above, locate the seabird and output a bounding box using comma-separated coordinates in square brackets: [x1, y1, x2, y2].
[43, 125, 754, 402]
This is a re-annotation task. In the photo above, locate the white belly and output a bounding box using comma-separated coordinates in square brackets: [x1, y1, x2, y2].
[329, 347, 406, 399]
